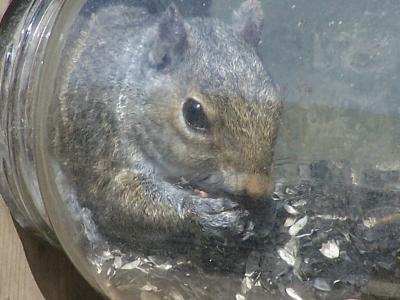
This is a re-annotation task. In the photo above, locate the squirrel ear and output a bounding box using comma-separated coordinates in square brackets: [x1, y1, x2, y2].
[148, 3, 188, 70]
[232, 0, 264, 47]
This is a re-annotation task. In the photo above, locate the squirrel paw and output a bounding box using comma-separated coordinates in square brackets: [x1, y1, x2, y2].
[183, 196, 258, 244]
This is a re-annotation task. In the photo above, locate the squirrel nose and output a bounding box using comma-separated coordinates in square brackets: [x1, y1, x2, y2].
[244, 174, 274, 198]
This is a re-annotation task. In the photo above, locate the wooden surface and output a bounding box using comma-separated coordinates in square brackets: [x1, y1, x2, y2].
[0, 0, 11, 20]
[0, 197, 103, 300]
[0, 198, 44, 300]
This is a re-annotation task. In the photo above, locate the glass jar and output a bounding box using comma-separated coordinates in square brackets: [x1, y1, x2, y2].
[1, 0, 400, 299]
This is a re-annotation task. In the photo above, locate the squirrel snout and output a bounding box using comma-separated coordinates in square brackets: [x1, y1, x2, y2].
[222, 172, 274, 199]
[244, 174, 274, 198]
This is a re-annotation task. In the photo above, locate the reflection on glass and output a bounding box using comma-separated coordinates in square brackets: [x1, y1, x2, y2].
[1, 0, 400, 299]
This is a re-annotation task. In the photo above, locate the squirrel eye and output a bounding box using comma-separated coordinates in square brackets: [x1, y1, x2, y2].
[182, 98, 209, 132]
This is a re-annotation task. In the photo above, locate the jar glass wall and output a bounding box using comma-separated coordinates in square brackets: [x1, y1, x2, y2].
[1, 0, 400, 299]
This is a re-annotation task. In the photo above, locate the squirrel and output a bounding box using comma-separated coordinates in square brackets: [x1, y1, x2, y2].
[52, 0, 282, 253]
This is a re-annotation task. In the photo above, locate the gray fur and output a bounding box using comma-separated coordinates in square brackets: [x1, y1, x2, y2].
[53, 0, 282, 251]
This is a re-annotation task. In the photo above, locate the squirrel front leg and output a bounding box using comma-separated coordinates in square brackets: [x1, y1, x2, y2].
[98, 168, 253, 246]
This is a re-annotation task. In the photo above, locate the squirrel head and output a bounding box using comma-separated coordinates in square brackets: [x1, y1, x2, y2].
[131, 0, 282, 201]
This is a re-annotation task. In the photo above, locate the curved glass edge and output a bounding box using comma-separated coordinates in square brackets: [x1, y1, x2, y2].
[0, 0, 59, 245]
[34, 0, 110, 296]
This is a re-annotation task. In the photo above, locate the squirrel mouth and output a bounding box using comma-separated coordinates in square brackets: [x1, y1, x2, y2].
[193, 188, 209, 198]
[183, 176, 269, 205]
